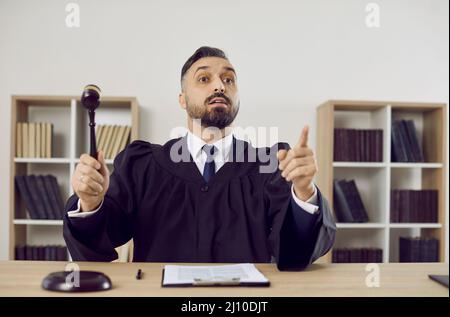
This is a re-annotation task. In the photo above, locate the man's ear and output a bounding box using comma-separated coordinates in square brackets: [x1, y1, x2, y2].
[179, 92, 187, 110]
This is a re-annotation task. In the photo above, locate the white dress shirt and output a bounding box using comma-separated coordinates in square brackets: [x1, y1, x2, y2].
[68, 132, 319, 217]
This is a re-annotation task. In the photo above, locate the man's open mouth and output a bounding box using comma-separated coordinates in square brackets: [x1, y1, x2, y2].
[208, 97, 228, 107]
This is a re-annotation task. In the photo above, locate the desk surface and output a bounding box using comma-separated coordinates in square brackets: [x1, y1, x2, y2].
[0, 261, 448, 297]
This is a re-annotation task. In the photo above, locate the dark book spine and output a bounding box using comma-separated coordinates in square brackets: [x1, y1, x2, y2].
[348, 129, 355, 161]
[38, 246, 45, 261]
[336, 249, 344, 263]
[25, 175, 48, 219]
[395, 120, 406, 162]
[422, 238, 439, 262]
[344, 249, 351, 263]
[367, 249, 374, 263]
[370, 130, 376, 162]
[405, 120, 424, 162]
[333, 180, 355, 222]
[44, 246, 51, 261]
[333, 128, 340, 162]
[365, 130, 371, 162]
[390, 129, 397, 162]
[420, 190, 426, 222]
[14, 175, 39, 219]
[364, 130, 370, 162]
[332, 249, 337, 263]
[376, 130, 383, 162]
[399, 237, 410, 262]
[411, 190, 418, 223]
[418, 190, 424, 222]
[342, 129, 350, 162]
[59, 246, 68, 261]
[50, 246, 57, 261]
[360, 130, 366, 162]
[344, 180, 360, 222]
[338, 129, 345, 161]
[376, 249, 383, 263]
[403, 120, 418, 162]
[412, 238, 422, 262]
[399, 120, 415, 162]
[31, 246, 39, 261]
[417, 190, 424, 222]
[350, 249, 360, 263]
[368, 130, 373, 162]
[49, 175, 65, 219]
[355, 130, 361, 162]
[43, 175, 62, 220]
[25, 246, 33, 261]
[390, 190, 399, 222]
[430, 190, 438, 223]
[392, 121, 407, 162]
[429, 239, 439, 262]
[36, 175, 56, 219]
[15, 245, 26, 260]
[399, 190, 410, 223]
[361, 248, 368, 262]
[347, 180, 369, 222]
[421, 238, 429, 262]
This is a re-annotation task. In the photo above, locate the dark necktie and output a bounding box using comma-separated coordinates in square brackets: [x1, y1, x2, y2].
[202, 144, 216, 183]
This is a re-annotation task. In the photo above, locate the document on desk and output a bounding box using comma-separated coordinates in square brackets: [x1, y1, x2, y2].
[162, 263, 270, 287]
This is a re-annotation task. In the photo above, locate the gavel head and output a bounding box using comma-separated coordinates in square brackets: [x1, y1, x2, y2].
[81, 84, 101, 111]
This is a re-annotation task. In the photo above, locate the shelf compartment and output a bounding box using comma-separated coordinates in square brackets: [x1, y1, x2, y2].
[391, 107, 444, 164]
[334, 166, 388, 223]
[74, 99, 136, 159]
[337, 223, 386, 229]
[14, 158, 71, 164]
[389, 227, 442, 263]
[334, 228, 387, 262]
[14, 219, 63, 226]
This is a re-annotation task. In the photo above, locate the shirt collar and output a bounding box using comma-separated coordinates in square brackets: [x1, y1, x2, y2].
[186, 130, 234, 161]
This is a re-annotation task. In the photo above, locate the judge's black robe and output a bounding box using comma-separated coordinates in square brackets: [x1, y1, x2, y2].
[63, 136, 336, 271]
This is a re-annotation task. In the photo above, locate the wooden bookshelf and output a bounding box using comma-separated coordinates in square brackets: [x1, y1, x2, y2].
[9, 95, 139, 261]
[316, 100, 447, 263]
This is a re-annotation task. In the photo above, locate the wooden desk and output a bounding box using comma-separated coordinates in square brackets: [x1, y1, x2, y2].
[0, 261, 447, 297]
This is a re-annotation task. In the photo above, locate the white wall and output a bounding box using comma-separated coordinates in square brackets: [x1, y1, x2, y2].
[0, 0, 448, 261]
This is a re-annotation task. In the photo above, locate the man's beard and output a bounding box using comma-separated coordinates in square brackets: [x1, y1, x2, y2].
[186, 93, 239, 129]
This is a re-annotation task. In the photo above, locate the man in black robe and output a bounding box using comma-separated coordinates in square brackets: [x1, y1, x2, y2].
[64, 46, 336, 270]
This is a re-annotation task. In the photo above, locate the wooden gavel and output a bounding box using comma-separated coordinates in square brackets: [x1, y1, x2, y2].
[80, 84, 101, 160]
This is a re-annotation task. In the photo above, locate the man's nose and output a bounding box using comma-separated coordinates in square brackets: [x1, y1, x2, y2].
[213, 78, 225, 93]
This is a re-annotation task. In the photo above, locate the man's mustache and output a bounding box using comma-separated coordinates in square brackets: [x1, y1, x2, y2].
[205, 92, 232, 106]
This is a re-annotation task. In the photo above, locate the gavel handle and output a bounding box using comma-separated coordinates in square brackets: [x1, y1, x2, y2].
[88, 110, 98, 160]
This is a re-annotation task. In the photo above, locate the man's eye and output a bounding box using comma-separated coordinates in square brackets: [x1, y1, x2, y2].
[198, 76, 209, 83]
[224, 78, 235, 84]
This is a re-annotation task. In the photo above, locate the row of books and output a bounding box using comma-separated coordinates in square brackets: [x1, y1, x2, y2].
[399, 237, 439, 262]
[96, 124, 131, 159]
[333, 179, 369, 223]
[15, 245, 68, 261]
[16, 122, 53, 158]
[15, 174, 65, 220]
[390, 190, 438, 223]
[332, 248, 383, 263]
[391, 119, 424, 162]
[334, 129, 383, 162]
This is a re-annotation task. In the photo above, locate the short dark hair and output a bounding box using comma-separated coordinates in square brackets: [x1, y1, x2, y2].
[181, 46, 228, 85]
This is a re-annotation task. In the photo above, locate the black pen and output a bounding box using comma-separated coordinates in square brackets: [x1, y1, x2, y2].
[136, 269, 143, 280]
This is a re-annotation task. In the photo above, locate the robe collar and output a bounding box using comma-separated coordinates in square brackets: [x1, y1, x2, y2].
[186, 130, 234, 166]
[154, 133, 254, 184]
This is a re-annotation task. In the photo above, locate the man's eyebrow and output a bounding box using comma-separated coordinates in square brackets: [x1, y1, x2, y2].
[223, 66, 236, 75]
[193, 66, 237, 76]
[193, 66, 210, 76]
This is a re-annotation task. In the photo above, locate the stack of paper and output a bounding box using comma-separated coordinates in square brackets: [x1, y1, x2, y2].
[162, 263, 270, 287]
